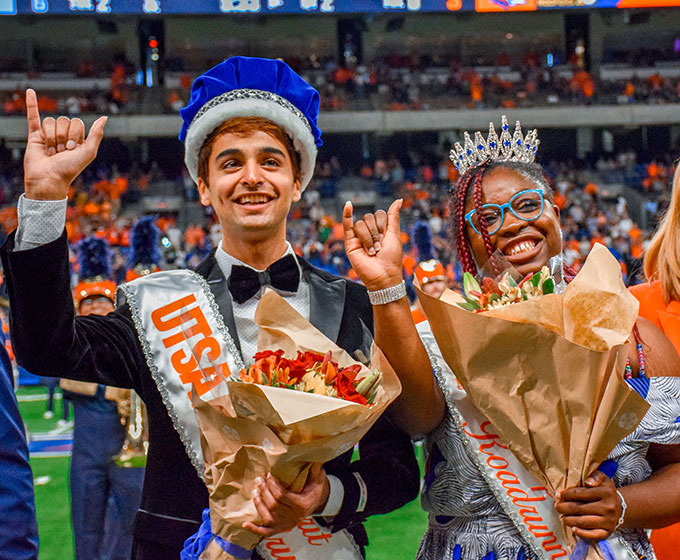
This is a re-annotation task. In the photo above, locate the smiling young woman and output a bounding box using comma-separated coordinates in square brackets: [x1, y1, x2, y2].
[343, 117, 680, 560]
[452, 161, 564, 279]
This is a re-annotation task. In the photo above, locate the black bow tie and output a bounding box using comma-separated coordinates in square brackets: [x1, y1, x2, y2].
[228, 254, 300, 304]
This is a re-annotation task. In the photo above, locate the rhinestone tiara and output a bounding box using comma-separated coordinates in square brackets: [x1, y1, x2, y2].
[449, 116, 540, 175]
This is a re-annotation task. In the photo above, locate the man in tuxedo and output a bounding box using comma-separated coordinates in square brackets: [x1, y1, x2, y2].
[1, 57, 419, 559]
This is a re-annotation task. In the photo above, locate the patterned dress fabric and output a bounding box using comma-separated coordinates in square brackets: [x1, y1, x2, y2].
[416, 328, 680, 560]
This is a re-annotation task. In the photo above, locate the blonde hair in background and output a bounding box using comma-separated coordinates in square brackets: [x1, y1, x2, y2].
[644, 162, 680, 303]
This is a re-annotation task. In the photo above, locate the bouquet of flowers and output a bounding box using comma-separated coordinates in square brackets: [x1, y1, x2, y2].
[185, 290, 400, 560]
[417, 244, 650, 560]
[238, 349, 381, 406]
[458, 266, 554, 312]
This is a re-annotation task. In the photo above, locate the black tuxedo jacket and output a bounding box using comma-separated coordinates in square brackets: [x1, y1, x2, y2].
[1, 232, 419, 559]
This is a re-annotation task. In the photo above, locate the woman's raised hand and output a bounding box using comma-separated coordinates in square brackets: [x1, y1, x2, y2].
[342, 199, 404, 292]
[23, 88, 107, 200]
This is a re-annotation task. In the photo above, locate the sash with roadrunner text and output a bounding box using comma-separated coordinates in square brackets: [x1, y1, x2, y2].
[421, 329, 643, 560]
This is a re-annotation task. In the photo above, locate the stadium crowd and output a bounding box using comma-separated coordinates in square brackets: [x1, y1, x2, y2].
[0, 144, 674, 295]
[2, 47, 680, 115]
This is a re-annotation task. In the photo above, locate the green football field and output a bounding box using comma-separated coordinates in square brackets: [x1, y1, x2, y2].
[18, 385, 428, 560]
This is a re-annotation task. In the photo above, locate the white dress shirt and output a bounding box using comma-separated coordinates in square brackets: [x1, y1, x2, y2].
[213, 240, 310, 365]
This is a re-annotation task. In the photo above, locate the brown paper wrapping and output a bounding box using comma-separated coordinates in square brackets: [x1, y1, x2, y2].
[192, 290, 401, 559]
[418, 244, 649, 555]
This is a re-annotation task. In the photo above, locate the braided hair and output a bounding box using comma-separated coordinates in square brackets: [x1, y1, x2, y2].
[449, 160, 560, 277]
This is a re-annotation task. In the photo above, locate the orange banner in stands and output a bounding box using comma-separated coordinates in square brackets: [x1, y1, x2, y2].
[475, 0, 538, 11]
[617, 0, 680, 5]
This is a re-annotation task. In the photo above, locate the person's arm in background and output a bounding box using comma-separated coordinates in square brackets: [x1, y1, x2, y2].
[0, 319, 39, 559]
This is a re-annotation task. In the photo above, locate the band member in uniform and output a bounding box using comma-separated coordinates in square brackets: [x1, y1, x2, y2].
[62, 236, 144, 559]
[411, 259, 447, 325]
[410, 223, 446, 325]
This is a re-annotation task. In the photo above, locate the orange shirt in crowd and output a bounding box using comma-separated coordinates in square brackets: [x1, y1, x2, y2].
[553, 192, 567, 210]
[110, 176, 128, 200]
[470, 74, 483, 103]
[402, 255, 416, 277]
[584, 182, 598, 196]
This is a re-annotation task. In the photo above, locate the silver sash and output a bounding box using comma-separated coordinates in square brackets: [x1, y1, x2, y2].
[118, 270, 362, 559]
[422, 330, 642, 560]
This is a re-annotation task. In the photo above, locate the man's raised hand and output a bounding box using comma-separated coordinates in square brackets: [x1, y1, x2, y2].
[23, 88, 107, 200]
[342, 199, 404, 292]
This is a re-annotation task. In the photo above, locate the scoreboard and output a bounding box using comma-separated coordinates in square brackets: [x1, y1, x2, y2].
[1, 0, 678, 15]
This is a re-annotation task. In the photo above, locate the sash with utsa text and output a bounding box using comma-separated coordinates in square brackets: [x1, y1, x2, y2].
[118, 269, 362, 560]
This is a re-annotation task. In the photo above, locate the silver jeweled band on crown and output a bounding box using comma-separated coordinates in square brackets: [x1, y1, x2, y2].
[189, 88, 313, 136]
[449, 115, 540, 175]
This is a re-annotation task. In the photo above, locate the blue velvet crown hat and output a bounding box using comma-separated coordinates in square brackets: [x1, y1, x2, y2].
[179, 56, 323, 190]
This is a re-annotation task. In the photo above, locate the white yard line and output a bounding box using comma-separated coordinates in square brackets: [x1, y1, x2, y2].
[17, 393, 62, 402]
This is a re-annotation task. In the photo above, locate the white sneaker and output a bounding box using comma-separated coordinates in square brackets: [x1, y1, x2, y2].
[43, 411, 54, 420]
[56, 419, 72, 428]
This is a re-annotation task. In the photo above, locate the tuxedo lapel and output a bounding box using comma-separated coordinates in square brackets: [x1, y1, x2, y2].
[303, 262, 346, 345]
[202, 258, 242, 357]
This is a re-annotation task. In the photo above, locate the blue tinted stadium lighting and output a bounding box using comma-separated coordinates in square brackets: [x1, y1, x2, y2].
[136, 70, 143, 86]
[29, 0, 45, 12]
[547, 54, 554, 67]
[0, 0, 16, 13]
[146, 68, 153, 88]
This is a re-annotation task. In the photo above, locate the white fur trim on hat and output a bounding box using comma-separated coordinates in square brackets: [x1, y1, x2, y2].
[184, 96, 317, 190]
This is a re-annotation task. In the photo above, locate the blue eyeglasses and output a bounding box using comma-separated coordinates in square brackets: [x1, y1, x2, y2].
[464, 189, 545, 236]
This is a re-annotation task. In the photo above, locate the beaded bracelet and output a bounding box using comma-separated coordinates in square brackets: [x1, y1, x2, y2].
[624, 324, 646, 380]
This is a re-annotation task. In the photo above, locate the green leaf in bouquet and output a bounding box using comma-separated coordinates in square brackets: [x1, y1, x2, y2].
[463, 272, 481, 298]
[464, 296, 482, 309]
[531, 271, 542, 287]
[271, 369, 277, 385]
[457, 301, 481, 312]
[488, 293, 501, 305]
[542, 277, 555, 294]
[506, 274, 518, 287]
